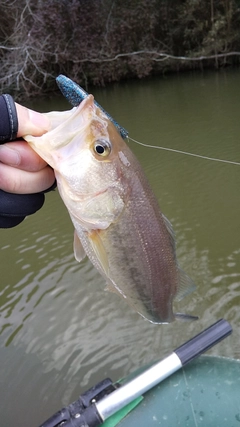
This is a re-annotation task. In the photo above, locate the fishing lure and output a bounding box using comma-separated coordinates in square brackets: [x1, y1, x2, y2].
[56, 74, 128, 139]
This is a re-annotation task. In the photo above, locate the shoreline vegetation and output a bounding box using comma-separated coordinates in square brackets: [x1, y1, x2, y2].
[1, 0, 240, 101]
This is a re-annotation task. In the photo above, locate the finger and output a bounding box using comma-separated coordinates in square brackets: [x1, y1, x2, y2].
[0, 141, 48, 171]
[0, 162, 56, 194]
[15, 103, 50, 137]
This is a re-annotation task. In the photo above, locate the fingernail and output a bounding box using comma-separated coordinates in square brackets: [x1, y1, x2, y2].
[0, 145, 21, 165]
[29, 110, 51, 134]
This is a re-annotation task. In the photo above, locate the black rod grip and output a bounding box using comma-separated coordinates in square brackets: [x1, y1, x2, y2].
[174, 319, 232, 366]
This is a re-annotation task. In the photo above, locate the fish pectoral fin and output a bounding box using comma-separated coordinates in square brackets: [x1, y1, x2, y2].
[88, 230, 109, 275]
[175, 268, 196, 302]
[73, 230, 86, 262]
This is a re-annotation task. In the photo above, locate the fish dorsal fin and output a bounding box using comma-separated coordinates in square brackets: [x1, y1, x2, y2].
[175, 268, 196, 302]
[162, 213, 175, 240]
[73, 230, 86, 262]
[88, 230, 109, 276]
[162, 214, 175, 238]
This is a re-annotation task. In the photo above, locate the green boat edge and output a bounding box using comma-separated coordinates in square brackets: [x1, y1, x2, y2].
[103, 355, 240, 427]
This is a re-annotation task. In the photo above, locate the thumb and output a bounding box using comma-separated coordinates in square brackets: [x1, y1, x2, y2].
[15, 103, 51, 137]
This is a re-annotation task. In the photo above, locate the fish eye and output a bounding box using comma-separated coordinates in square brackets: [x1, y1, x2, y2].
[93, 139, 111, 157]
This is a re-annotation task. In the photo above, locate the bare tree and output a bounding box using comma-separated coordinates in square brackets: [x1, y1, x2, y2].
[0, 0, 239, 100]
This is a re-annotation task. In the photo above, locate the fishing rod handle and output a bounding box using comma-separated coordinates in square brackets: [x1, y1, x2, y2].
[174, 318, 232, 366]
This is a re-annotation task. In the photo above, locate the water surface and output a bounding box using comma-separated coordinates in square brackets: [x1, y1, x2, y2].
[0, 70, 240, 426]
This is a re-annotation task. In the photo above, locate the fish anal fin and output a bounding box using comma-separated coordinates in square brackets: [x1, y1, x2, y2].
[175, 268, 196, 302]
[73, 230, 86, 262]
[88, 230, 109, 275]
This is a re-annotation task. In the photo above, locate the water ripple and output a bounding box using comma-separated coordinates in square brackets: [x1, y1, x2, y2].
[1, 72, 240, 426]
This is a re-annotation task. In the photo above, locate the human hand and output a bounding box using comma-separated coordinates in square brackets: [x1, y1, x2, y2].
[0, 95, 56, 228]
[0, 103, 55, 194]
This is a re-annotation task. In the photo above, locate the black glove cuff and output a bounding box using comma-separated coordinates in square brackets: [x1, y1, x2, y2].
[0, 180, 57, 228]
[0, 94, 18, 142]
[0, 190, 45, 228]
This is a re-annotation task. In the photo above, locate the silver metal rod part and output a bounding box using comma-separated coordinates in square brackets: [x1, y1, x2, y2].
[95, 352, 182, 421]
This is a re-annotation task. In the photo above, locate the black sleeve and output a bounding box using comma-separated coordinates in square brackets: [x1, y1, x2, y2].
[0, 94, 18, 142]
[0, 181, 57, 228]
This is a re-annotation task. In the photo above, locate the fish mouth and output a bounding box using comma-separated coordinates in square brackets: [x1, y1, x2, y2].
[74, 94, 95, 112]
[54, 94, 96, 133]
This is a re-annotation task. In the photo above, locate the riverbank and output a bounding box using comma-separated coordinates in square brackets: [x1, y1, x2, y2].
[1, 0, 240, 100]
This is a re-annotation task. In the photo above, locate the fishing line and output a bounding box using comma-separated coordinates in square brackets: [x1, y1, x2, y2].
[128, 136, 240, 166]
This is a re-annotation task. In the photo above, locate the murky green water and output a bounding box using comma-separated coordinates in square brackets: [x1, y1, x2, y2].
[1, 70, 240, 426]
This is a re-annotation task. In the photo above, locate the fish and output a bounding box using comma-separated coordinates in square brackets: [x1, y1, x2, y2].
[24, 87, 197, 324]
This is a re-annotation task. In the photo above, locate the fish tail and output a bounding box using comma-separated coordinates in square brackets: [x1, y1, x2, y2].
[175, 313, 199, 322]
